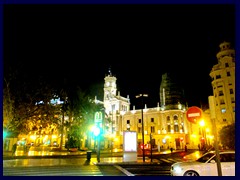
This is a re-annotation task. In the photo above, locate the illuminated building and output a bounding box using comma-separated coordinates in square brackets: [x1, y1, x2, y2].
[209, 41, 235, 133]
[101, 68, 206, 150]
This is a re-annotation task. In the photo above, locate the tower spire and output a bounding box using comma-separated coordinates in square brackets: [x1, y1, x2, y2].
[108, 66, 112, 76]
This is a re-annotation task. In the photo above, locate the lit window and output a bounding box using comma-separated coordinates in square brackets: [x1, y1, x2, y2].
[221, 108, 226, 113]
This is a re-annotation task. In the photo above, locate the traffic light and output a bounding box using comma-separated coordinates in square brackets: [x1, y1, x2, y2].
[3, 131, 7, 139]
[93, 125, 101, 137]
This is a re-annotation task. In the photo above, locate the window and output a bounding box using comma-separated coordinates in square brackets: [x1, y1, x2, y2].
[230, 89, 234, 94]
[225, 63, 229, 67]
[138, 127, 142, 133]
[167, 125, 171, 132]
[227, 72, 231, 76]
[216, 75, 221, 79]
[151, 126, 155, 133]
[219, 91, 224, 96]
[167, 116, 170, 121]
[151, 118, 154, 123]
[174, 125, 179, 132]
[138, 119, 141, 123]
[127, 120, 130, 124]
[220, 99, 225, 104]
[173, 115, 178, 120]
[112, 104, 115, 111]
[220, 153, 235, 162]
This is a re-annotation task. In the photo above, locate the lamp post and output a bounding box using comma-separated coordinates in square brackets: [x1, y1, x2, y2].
[150, 133, 153, 162]
[209, 96, 222, 176]
[136, 93, 148, 163]
[199, 119, 206, 149]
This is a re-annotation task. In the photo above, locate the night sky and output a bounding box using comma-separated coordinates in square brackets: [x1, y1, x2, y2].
[4, 4, 235, 109]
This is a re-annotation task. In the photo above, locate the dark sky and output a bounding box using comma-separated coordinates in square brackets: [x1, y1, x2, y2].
[4, 4, 235, 109]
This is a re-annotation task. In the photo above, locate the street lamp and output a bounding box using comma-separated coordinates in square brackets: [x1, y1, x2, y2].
[199, 119, 206, 150]
[136, 93, 148, 162]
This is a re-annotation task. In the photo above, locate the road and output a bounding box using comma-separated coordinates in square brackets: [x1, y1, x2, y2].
[3, 149, 202, 176]
[3, 156, 127, 176]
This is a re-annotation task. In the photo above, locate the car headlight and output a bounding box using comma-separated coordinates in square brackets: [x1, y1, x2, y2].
[173, 166, 183, 174]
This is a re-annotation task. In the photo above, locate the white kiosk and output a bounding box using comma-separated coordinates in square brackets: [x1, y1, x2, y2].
[123, 131, 137, 162]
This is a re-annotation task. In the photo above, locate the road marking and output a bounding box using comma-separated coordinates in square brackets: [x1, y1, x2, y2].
[114, 165, 135, 176]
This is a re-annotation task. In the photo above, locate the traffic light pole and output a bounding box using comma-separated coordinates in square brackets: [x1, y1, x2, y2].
[209, 96, 222, 176]
[97, 135, 100, 162]
[150, 133, 153, 162]
[136, 93, 148, 163]
[141, 108, 145, 162]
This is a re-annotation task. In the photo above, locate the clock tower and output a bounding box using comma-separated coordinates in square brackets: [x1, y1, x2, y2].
[104, 67, 117, 102]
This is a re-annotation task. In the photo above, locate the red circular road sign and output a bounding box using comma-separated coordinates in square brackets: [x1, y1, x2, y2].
[186, 106, 202, 124]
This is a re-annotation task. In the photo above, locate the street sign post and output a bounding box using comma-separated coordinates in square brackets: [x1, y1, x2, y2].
[186, 106, 202, 124]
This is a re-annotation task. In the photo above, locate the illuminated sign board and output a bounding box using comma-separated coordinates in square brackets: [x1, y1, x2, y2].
[94, 111, 103, 123]
[123, 131, 137, 152]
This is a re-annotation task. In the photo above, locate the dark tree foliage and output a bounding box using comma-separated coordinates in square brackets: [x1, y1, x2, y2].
[4, 64, 104, 142]
[64, 86, 104, 149]
[219, 123, 235, 149]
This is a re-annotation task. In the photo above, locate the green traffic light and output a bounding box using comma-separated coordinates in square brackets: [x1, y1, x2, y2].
[93, 126, 100, 136]
[3, 131, 7, 138]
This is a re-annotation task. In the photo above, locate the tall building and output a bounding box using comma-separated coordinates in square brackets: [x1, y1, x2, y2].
[160, 73, 186, 111]
[209, 41, 235, 133]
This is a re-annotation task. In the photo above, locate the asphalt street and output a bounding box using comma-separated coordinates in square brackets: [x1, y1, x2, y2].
[3, 148, 202, 176]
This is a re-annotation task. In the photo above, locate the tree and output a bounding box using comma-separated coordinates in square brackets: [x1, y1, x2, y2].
[219, 123, 235, 149]
[4, 66, 61, 139]
[4, 63, 104, 149]
[65, 86, 104, 149]
[3, 78, 16, 137]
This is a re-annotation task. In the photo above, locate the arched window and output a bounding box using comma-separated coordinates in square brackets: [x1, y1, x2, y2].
[167, 116, 170, 121]
[173, 115, 178, 120]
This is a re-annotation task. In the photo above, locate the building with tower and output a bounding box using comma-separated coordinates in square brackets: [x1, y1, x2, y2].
[102, 68, 131, 149]
[101, 69, 205, 150]
[209, 41, 235, 134]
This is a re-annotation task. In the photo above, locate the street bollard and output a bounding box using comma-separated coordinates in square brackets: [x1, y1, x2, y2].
[87, 151, 92, 160]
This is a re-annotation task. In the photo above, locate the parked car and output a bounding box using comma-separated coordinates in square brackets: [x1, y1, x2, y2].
[170, 150, 235, 176]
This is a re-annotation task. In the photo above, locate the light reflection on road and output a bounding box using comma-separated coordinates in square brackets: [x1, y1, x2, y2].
[15, 149, 85, 156]
[3, 157, 99, 167]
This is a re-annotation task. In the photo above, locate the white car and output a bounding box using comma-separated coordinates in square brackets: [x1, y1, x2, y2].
[170, 150, 235, 176]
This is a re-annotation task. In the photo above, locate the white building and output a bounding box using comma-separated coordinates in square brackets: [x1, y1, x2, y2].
[209, 41, 235, 134]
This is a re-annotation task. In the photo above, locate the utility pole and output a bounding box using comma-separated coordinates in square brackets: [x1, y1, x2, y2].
[150, 133, 153, 162]
[136, 93, 148, 163]
[209, 96, 222, 176]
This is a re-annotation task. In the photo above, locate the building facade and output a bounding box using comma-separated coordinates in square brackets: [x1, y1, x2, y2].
[209, 41, 235, 133]
[102, 70, 212, 150]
